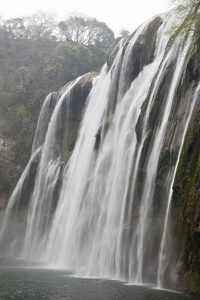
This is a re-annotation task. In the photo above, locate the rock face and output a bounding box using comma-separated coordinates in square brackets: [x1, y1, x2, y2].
[171, 62, 200, 296]
[1, 10, 200, 298]
[125, 16, 162, 83]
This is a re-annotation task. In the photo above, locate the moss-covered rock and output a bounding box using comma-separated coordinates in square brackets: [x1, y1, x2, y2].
[125, 16, 162, 82]
[54, 72, 94, 159]
[171, 89, 200, 296]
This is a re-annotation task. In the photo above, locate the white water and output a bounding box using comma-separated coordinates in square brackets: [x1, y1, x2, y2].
[0, 147, 41, 255]
[31, 92, 58, 154]
[22, 77, 85, 258]
[0, 9, 199, 290]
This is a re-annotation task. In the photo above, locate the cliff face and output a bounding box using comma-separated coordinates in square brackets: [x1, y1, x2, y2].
[106, 17, 200, 296]
[158, 47, 200, 296]
[171, 50, 200, 295]
[107, 17, 200, 295]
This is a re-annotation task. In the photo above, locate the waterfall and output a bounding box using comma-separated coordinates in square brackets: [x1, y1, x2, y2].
[22, 76, 87, 258]
[0, 9, 199, 290]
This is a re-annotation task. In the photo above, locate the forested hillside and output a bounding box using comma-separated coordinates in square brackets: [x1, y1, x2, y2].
[0, 13, 115, 208]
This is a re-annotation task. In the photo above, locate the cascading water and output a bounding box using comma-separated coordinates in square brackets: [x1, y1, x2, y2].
[31, 92, 59, 154]
[0, 9, 199, 291]
[0, 74, 91, 257]
[0, 146, 42, 256]
[22, 76, 89, 258]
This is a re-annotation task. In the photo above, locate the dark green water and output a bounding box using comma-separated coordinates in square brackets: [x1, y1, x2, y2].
[0, 258, 198, 300]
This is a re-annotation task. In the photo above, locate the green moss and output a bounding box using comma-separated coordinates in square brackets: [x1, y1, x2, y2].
[181, 271, 200, 296]
[89, 71, 98, 79]
[138, 16, 162, 46]
[95, 114, 113, 137]
[95, 114, 113, 149]
[64, 150, 73, 160]
[106, 37, 121, 67]
[171, 89, 200, 296]
[186, 217, 192, 226]
[156, 148, 179, 181]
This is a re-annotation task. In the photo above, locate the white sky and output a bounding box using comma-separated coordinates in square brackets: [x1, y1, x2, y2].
[1, 0, 171, 36]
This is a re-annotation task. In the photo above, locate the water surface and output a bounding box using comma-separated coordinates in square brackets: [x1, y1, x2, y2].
[0, 258, 198, 300]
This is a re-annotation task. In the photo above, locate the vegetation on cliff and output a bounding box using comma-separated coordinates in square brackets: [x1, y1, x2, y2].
[170, 0, 200, 36]
[0, 13, 114, 204]
[172, 94, 200, 296]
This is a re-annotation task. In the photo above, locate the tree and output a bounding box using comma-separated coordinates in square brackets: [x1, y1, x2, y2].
[58, 15, 114, 49]
[25, 11, 57, 40]
[0, 18, 27, 39]
[170, 0, 200, 36]
[119, 28, 130, 38]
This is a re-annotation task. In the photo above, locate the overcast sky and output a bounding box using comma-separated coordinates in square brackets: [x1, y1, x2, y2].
[1, 0, 171, 36]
